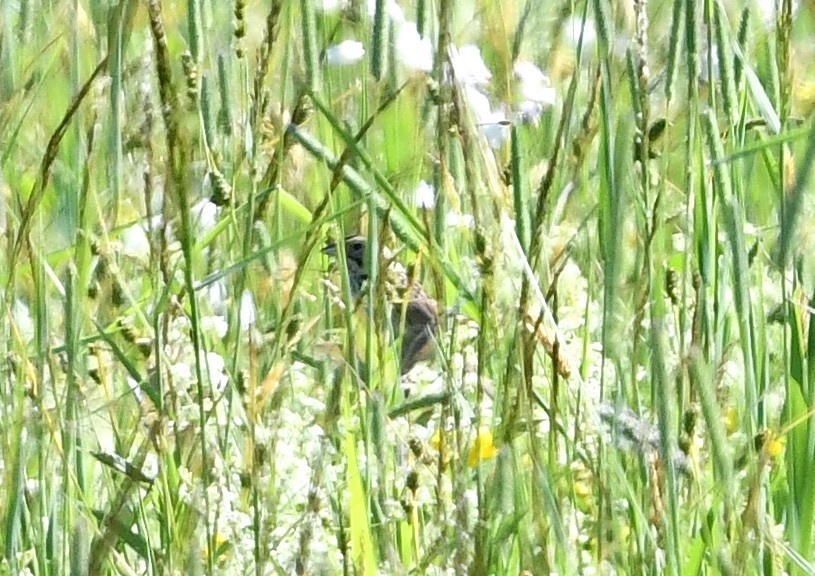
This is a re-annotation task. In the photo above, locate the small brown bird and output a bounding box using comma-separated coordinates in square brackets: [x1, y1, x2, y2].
[323, 235, 439, 375]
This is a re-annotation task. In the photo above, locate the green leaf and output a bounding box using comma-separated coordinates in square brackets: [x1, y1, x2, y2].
[345, 433, 377, 575]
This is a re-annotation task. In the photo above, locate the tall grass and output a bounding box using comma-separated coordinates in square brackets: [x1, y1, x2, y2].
[1, 0, 815, 574]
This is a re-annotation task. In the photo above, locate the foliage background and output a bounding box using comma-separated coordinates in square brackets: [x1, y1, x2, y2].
[2, 0, 815, 574]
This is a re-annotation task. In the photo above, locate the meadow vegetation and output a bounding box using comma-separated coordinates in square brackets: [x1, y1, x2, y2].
[2, 0, 815, 574]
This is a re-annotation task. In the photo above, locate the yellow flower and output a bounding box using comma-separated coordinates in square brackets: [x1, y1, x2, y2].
[766, 435, 785, 459]
[430, 428, 443, 450]
[425, 429, 454, 469]
[204, 532, 232, 564]
[725, 407, 739, 435]
[468, 427, 498, 467]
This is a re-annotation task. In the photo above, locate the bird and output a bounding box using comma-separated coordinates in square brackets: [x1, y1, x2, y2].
[322, 235, 439, 375]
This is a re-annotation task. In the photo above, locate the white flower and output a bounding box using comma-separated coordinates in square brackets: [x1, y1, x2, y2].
[450, 44, 492, 86]
[699, 43, 720, 83]
[201, 315, 228, 339]
[170, 361, 193, 387]
[395, 21, 433, 72]
[511, 61, 555, 126]
[514, 100, 544, 125]
[367, 0, 405, 23]
[448, 45, 510, 147]
[326, 40, 365, 66]
[127, 376, 144, 404]
[445, 211, 474, 229]
[460, 82, 509, 148]
[385, 0, 405, 23]
[204, 351, 228, 393]
[755, 0, 799, 29]
[239, 289, 256, 330]
[192, 199, 219, 235]
[565, 17, 597, 50]
[142, 452, 160, 481]
[466, 93, 509, 148]
[11, 300, 34, 344]
[122, 223, 150, 261]
[317, 0, 348, 13]
[206, 278, 228, 316]
[414, 180, 435, 209]
[671, 232, 686, 252]
[462, 84, 492, 121]
[513, 61, 556, 106]
[478, 111, 510, 149]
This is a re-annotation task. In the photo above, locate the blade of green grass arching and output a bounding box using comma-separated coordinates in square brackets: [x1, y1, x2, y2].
[785, 378, 815, 563]
[807, 285, 815, 403]
[217, 54, 233, 136]
[0, 1, 15, 94]
[664, 0, 684, 104]
[510, 126, 530, 255]
[777, 119, 815, 269]
[300, 0, 320, 92]
[63, 109, 101, 575]
[187, 0, 203, 62]
[596, 114, 630, 366]
[592, 0, 621, 359]
[200, 75, 216, 149]
[487, 447, 524, 568]
[712, 0, 739, 128]
[737, 48, 782, 136]
[1, 82, 43, 167]
[688, 350, 735, 511]
[144, 2, 215, 570]
[3, 341, 29, 575]
[703, 110, 758, 434]
[89, 318, 156, 405]
[106, 0, 138, 226]
[708, 122, 810, 166]
[370, 0, 387, 80]
[367, 393, 396, 562]
[683, 533, 707, 576]
[592, 5, 626, 566]
[771, 535, 815, 576]
[306, 94, 422, 232]
[194, 199, 365, 291]
[4, 55, 108, 296]
[88, 506, 151, 559]
[285, 120, 476, 306]
[531, 460, 572, 572]
[192, 186, 312, 253]
[344, 430, 378, 574]
[651, 296, 682, 575]
[784, 288, 815, 561]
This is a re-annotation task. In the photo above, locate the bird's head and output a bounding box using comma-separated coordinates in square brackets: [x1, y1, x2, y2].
[323, 235, 369, 295]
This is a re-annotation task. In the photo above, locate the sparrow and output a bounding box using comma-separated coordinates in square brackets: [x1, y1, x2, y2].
[323, 235, 439, 375]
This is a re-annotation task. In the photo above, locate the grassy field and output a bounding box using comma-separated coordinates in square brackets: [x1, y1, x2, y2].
[2, 0, 815, 574]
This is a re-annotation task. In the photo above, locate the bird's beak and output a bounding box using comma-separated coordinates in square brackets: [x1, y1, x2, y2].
[322, 242, 338, 256]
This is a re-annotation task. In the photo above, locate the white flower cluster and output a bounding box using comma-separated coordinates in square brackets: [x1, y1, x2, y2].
[322, 0, 433, 72]
[450, 44, 557, 149]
